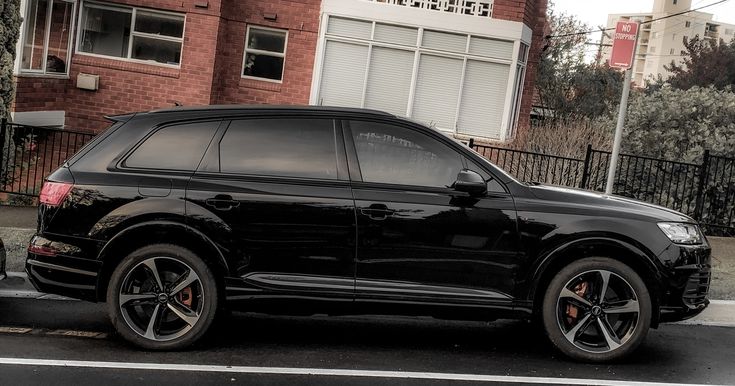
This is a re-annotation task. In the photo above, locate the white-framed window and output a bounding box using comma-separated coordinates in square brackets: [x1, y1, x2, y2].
[76, 1, 185, 67]
[20, 0, 76, 76]
[316, 16, 522, 140]
[242, 26, 288, 82]
[507, 43, 529, 140]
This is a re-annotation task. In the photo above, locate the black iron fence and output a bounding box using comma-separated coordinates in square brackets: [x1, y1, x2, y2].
[470, 139, 735, 237]
[0, 120, 95, 197]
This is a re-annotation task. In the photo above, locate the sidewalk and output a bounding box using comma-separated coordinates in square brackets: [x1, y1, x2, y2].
[1, 204, 735, 299]
[0, 205, 36, 272]
[0, 205, 36, 228]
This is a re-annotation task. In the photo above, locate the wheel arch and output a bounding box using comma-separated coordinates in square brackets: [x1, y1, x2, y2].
[528, 237, 664, 327]
[95, 220, 229, 302]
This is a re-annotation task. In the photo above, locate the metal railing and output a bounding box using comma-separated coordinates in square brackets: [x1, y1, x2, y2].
[0, 120, 95, 196]
[470, 140, 735, 237]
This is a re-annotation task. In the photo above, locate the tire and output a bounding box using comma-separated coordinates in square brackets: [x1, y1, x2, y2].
[107, 244, 219, 350]
[541, 257, 652, 362]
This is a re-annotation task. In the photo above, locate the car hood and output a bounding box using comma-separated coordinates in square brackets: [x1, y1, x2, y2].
[527, 184, 694, 223]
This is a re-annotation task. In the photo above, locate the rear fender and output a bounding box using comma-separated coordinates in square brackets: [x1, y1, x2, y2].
[95, 220, 230, 301]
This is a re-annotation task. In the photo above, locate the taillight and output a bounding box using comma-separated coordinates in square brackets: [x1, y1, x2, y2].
[28, 244, 58, 257]
[39, 181, 74, 206]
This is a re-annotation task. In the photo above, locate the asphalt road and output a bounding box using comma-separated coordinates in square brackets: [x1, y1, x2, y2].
[0, 297, 733, 385]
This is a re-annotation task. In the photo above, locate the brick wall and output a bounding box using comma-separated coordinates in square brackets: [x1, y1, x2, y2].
[518, 0, 548, 133]
[492, 0, 548, 135]
[212, 0, 321, 106]
[14, 0, 320, 133]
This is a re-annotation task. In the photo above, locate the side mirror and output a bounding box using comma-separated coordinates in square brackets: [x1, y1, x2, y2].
[453, 169, 487, 197]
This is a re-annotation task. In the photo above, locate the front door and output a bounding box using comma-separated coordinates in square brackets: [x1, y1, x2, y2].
[345, 120, 520, 307]
[186, 117, 356, 301]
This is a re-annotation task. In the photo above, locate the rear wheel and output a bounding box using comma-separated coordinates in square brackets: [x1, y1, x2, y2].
[541, 257, 652, 362]
[107, 244, 218, 350]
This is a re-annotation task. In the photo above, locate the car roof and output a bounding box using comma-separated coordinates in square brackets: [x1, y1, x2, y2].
[107, 105, 397, 123]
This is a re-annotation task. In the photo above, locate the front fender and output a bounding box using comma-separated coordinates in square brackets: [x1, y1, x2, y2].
[524, 235, 664, 303]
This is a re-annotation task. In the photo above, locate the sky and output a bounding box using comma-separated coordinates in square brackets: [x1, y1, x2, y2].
[553, 0, 735, 28]
[552, 0, 735, 61]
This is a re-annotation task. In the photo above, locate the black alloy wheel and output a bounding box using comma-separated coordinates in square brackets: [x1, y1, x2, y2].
[542, 257, 652, 362]
[107, 244, 219, 350]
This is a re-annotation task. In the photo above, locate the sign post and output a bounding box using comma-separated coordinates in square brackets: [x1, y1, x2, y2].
[606, 21, 640, 195]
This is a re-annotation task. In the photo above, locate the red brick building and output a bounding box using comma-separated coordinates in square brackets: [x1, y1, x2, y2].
[12, 0, 547, 142]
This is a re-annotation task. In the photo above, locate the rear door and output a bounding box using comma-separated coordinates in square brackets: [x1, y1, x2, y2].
[186, 117, 357, 301]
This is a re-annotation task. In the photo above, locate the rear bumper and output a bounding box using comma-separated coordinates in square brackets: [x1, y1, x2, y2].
[25, 234, 102, 302]
[0, 243, 6, 281]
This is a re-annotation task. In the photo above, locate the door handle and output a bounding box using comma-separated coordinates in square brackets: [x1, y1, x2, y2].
[205, 195, 240, 211]
[360, 204, 395, 220]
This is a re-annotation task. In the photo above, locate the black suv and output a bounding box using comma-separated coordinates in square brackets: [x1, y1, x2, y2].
[26, 106, 710, 362]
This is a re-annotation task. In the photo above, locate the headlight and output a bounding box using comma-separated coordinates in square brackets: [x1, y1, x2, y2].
[657, 222, 704, 245]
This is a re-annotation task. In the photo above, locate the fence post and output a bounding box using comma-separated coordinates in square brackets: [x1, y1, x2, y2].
[580, 144, 593, 189]
[0, 119, 6, 181]
[694, 150, 711, 221]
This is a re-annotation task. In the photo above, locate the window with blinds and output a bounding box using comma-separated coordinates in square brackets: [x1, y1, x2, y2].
[317, 16, 523, 140]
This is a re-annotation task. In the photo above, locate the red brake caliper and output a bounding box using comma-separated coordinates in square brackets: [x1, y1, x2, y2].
[178, 287, 193, 308]
[566, 281, 589, 324]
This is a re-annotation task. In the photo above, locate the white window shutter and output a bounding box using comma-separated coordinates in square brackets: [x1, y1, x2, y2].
[411, 54, 463, 130]
[318, 41, 369, 107]
[422, 30, 467, 53]
[457, 60, 510, 139]
[469, 37, 514, 60]
[374, 23, 418, 46]
[364, 47, 415, 116]
[327, 17, 372, 39]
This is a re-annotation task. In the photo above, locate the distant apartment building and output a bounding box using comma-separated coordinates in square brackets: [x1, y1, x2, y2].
[602, 0, 735, 86]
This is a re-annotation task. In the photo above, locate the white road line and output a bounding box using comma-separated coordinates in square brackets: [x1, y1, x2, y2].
[0, 358, 726, 386]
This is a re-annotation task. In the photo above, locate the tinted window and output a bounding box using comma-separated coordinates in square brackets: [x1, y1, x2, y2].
[220, 119, 338, 180]
[350, 121, 464, 188]
[125, 122, 218, 171]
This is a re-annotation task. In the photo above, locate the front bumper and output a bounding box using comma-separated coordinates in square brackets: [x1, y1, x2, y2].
[656, 241, 712, 323]
[25, 234, 102, 302]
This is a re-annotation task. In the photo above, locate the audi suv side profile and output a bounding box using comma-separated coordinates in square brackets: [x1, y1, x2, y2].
[26, 106, 710, 362]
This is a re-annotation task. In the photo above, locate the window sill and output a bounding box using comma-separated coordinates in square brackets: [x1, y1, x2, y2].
[73, 55, 180, 78]
[15, 73, 70, 80]
[240, 77, 283, 92]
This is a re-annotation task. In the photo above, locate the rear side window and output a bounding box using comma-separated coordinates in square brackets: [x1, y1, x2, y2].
[125, 121, 219, 171]
[219, 118, 339, 180]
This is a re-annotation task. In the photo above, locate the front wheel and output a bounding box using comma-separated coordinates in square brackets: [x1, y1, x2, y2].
[541, 257, 652, 362]
[107, 244, 219, 350]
